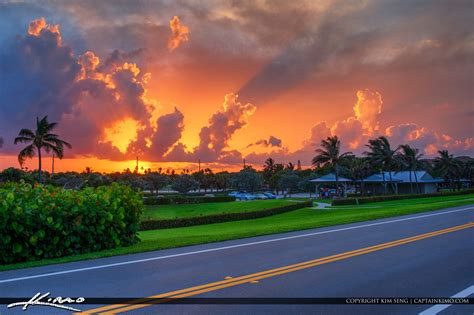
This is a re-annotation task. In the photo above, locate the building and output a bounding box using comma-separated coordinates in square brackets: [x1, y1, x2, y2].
[362, 171, 443, 195]
[309, 173, 353, 197]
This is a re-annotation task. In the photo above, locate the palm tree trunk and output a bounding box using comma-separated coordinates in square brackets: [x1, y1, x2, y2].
[335, 164, 340, 198]
[414, 172, 419, 193]
[409, 171, 413, 194]
[37, 145, 42, 183]
[382, 171, 387, 195]
[389, 171, 396, 194]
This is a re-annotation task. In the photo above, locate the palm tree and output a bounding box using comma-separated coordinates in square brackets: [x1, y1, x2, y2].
[397, 144, 424, 194]
[14, 116, 71, 183]
[312, 136, 352, 197]
[263, 158, 276, 174]
[433, 150, 456, 190]
[364, 136, 400, 194]
[345, 157, 372, 195]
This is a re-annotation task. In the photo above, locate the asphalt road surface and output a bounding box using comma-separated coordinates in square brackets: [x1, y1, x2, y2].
[1, 205, 473, 315]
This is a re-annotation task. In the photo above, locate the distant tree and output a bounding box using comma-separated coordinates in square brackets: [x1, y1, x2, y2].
[343, 157, 372, 195]
[0, 167, 33, 184]
[312, 136, 352, 197]
[192, 170, 205, 191]
[463, 159, 474, 186]
[285, 162, 295, 171]
[200, 168, 215, 191]
[118, 173, 146, 191]
[231, 167, 263, 192]
[262, 158, 285, 192]
[263, 158, 276, 174]
[397, 144, 425, 193]
[433, 150, 458, 190]
[364, 136, 400, 194]
[278, 172, 300, 197]
[84, 166, 93, 174]
[172, 174, 199, 194]
[14, 116, 71, 183]
[214, 171, 231, 191]
[145, 172, 169, 194]
[298, 172, 318, 198]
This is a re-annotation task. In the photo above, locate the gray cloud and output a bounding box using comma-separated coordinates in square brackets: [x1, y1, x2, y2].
[247, 135, 282, 148]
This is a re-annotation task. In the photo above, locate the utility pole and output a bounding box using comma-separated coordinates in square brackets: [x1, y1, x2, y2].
[243, 159, 246, 169]
[52, 154, 55, 175]
[198, 159, 201, 172]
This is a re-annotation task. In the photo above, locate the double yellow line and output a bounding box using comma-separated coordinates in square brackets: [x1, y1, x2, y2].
[80, 222, 474, 314]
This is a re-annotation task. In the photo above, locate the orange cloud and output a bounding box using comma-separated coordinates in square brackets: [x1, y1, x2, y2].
[28, 17, 60, 40]
[354, 89, 382, 135]
[168, 16, 189, 51]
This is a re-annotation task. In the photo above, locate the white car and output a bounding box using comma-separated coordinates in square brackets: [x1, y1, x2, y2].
[253, 193, 269, 200]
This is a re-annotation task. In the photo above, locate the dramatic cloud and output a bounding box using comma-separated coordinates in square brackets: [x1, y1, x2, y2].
[168, 16, 189, 51]
[306, 89, 382, 153]
[149, 107, 184, 157]
[245, 87, 473, 166]
[247, 136, 282, 148]
[27, 17, 59, 37]
[167, 93, 256, 162]
[0, 18, 187, 162]
[353, 89, 382, 135]
[385, 124, 474, 156]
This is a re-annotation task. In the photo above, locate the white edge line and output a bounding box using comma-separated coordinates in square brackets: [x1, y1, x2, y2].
[0, 206, 473, 284]
[419, 285, 474, 315]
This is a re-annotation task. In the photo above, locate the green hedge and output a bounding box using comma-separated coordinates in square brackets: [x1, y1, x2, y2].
[142, 191, 232, 197]
[143, 195, 235, 205]
[140, 200, 313, 230]
[332, 189, 474, 206]
[0, 182, 143, 264]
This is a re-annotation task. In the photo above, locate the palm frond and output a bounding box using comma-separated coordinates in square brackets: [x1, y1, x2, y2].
[17, 128, 35, 138]
[18, 144, 36, 166]
[14, 136, 34, 144]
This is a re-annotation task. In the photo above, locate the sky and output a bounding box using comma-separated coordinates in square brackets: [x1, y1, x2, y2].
[0, 0, 473, 173]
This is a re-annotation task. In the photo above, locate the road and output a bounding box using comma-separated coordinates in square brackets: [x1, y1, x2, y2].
[1, 205, 473, 314]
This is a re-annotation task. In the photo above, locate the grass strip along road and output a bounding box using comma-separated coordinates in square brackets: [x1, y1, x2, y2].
[142, 200, 296, 220]
[79, 221, 474, 314]
[2, 194, 473, 272]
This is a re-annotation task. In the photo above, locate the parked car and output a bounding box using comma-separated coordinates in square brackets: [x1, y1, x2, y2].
[253, 193, 269, 200]
[263, 192, 277, 199]
[228, 191, 241, 197]
[236, 193, 256, 200]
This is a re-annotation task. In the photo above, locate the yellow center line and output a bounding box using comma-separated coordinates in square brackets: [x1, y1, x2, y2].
[78, 222, 474, 314]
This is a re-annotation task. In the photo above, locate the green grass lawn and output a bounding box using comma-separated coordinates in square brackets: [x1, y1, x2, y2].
[2, 194, 473, 271]
[332, 194, 474, 209]
[141, 199, 298, 220]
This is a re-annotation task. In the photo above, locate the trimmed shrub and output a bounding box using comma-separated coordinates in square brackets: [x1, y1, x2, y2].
[0, 182, 143, 264]
[143, 195, 235, 205]
[140, 200, 313, 230]
[332, 189, 474, 206]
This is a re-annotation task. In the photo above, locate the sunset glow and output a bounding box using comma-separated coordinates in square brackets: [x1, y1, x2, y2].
[102, 118, 141, 154]
[0, 1, 472, 172]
